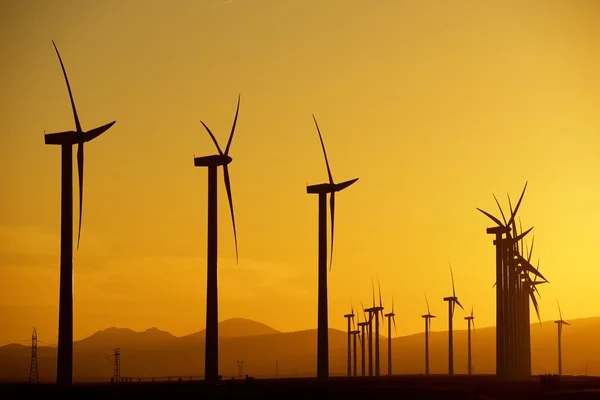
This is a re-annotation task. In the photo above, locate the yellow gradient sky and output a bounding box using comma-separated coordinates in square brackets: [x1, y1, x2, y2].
[1, 0, 600, 345]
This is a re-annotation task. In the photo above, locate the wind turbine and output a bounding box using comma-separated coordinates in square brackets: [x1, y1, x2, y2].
[343, 305, 355, 377]
[350, 316, 361, 377]
[361, 301, 374, 377]
[384, 296, 397, 376]
[477, 182, 533, 379]
[465, 307, 476, 375]
[357, 312, 368, 377]
[44, 41, 116, 385]
[373, 279, 385, 376]
[364, 281, 383, 376]
[306, 115, 358, 381]
[555, 300, 570, 376]
[421, 294, 436, 375]
[193, 95, 241, 383]
[443, 263, 463, 376]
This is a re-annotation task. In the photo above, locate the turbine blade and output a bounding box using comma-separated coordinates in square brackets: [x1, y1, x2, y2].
[519, 217, 524, 255]
[82, 121, 116, 142]
[224, 94, 240, 156]
[507, 182, 528, 227]
[223, 164, 239, 264]
[392, 316, 397, 337]
[200, 121, 224, 155]
[558, 300, 563, 321]
[76, 143, 84, 250]
[492, 282, 497, 288]
[528, 236, 535, 264]
[329, 191, 335, 271]
[312, 115, 334, 185]
[392, 295, 394, 314]
[425, 293, 431, 315]
[372, 279, 376, 307]
[492, 194, 507, 225]
[52, 41, 81, 133]
[455, 299, 464, 310]
[563, 321, 571, 326]
[476, 208, 504, 227]
[530, 292, 541, 325]
[513, 227, 533, 247]
[378, 277, 383, 309]
[450, 262, 456, 298]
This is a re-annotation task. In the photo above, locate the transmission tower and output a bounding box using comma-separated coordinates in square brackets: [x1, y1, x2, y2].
[113, 348, 120, 383]
[29, 328, 39, 384]
[236, 360, 244, 378]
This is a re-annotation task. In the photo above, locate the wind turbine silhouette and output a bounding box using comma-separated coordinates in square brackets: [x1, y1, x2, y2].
[193, 95, 240, 384]
[465, 307, 476, 375]
[364, 280, 383, 376]
[443, 263, 463, 376]
[357, 312, 368, 377]
[343, 304, 355, 377]
[555, 300, 570, 376]
[422, 294, 436, 375]
[384, 296, 397, 376]
[44, 41, 116, 385]
[306, 115, 358, 380]
[361, 301, 374, 376]
[350, 314, 360, 377]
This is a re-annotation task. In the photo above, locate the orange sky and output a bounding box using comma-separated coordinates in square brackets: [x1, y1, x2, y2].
[1, 0, 600, 346]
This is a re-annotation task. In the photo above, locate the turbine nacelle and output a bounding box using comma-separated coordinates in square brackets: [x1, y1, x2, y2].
[44, 121, 115, 146]
[384, 312, 395, 317]
[306, 178, 359, 194]
[422, 314, 436, 319]
[194, 154, 233, 168]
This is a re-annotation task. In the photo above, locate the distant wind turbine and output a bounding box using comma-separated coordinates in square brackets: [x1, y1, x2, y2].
[422, 294, 436, 375]
[443, 263, 464, 376]
[343, 304, 355, 377]
[193, 95, 241, 383]
[465, 307, 476, 375]
[357, 311, 368, 377]
[555, 300, 570, 376]
[44, 40, 116, 385]
[384, 296, 397, 376]
[306, 115, 358, 381]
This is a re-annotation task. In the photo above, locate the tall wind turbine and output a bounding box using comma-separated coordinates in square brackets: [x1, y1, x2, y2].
[307, 115, 358, 381]
[350, 316, 360, 377]
[422, 294, 436, 375]
[193, 95, 241, 383]
[443, 263, 464, 376]
[343, 305, 355, 377]
[384, 296, 397, 376]
[361, 301, 374, 377]
[357, 314, 368, 377]
[368, 279, 385, 376]
[44, 41, 116, 385]
[555, 300, 570, 376]
[465, 307, 476, 375]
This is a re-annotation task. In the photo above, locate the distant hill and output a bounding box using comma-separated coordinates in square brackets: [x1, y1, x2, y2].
[2, 317, 600, 383]
[181, 318, 281, 340]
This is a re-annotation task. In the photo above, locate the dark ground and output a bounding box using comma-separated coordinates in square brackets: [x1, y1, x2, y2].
[2, 375, 600, 399]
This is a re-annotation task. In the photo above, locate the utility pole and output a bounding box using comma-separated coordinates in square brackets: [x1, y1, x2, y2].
[113, 348, 120, 384]
[29, 328, 39, 384]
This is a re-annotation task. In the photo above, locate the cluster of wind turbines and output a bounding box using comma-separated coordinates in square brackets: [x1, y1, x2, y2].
[341, 269, 478, 379]
[42, 41, 570, 386]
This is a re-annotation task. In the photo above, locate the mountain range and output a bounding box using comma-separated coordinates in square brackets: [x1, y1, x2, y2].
[2, 317, 600, 383]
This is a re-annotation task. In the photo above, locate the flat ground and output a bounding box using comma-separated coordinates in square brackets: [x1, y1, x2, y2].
[2, 375, 600, 399]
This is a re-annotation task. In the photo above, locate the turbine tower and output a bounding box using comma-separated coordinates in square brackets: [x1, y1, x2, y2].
[357, 314, 368, 377]
[44, 41, 116, 385]
[384, 296, 397, 376]
[422, 294, 436, 375]
[465, 307, 475, 375]
[555, 300, 570, 376]
[193, 95, 241, 383]
[361, 301, 374, 377]
[350, 316, 360, 377]
[443, 263, 463, 376]
[306, 115, 358, 381]
[343, 305, 355, 377]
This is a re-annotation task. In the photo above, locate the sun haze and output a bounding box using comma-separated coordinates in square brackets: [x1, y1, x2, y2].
[1, 0, 600, 347]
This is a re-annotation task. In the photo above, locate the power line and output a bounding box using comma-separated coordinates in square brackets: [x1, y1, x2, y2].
[29, 328, 39, 384]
